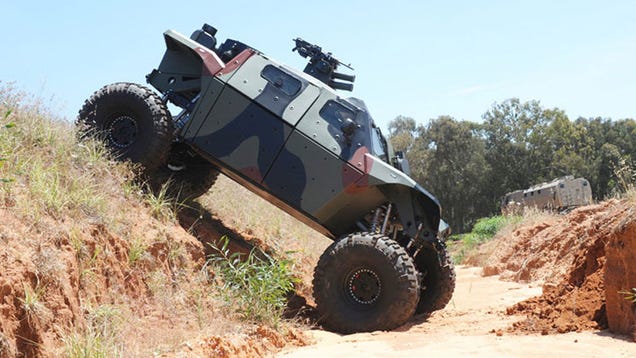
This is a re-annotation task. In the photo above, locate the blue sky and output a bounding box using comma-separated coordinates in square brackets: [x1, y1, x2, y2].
[1, 1, 635, 130]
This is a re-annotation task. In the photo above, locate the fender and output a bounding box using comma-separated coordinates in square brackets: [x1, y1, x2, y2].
[363, 155, 442, 240]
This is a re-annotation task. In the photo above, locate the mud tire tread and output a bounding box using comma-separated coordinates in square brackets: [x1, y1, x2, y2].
[77, 82, 173, 172]
[313, 232, 420, 333]
[415, 241, 456, 314]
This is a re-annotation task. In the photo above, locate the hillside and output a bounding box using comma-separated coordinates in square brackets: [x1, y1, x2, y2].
[0, 86, 324, 356]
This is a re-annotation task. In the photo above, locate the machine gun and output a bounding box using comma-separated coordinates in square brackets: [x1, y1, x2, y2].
[292, 38, 355, 91]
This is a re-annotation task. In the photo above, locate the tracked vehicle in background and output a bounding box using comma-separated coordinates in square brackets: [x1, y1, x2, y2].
[501, 176, 593, 215]
[78, 23, 455, 333]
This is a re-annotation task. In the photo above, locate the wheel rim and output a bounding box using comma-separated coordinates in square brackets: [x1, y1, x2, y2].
[346, 268, 381, 304]
[107, 115, 138, 148]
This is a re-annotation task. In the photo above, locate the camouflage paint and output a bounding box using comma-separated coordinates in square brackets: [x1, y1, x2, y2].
[146, 28, 444, 240]
[190, 86, 295, 184]
[227, 54, 320, 126]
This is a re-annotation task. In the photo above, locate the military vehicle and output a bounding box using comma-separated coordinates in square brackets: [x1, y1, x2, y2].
[77, 23, 454, 333]
[501, 176, 593, 214]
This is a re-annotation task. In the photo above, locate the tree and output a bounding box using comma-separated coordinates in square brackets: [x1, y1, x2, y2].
[480, 98, 556, 208]
[387, 116, 417, 153]
[408, 116, 489, 232]
[387, 99, 632, 233]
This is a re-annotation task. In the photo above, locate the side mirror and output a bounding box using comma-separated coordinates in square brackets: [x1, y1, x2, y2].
[341, 118, 357, 138]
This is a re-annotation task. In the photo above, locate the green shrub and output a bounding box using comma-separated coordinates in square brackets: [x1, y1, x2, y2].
[472, 216, 518, 239]
[206, 236, 298, 326]
[449, 215, 521, 263]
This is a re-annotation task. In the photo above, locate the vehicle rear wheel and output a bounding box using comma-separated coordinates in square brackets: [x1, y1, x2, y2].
[149, 143, 219, 200]
[313, 232, 420, 333]
[414, 241, 456, 314]
[77, 82, 173, 172]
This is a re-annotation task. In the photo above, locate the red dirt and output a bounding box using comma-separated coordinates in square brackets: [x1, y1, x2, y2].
[1, 152, 633, 356]
[0, 204, 206, 356]
[605, 210, 636, 339]
[0, 198, 309, 356]
[173, 325, 307, 358]
[476, 199, 636, 336]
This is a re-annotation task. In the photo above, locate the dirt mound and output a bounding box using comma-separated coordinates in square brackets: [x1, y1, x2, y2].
[481, 200, 625, 283]
[506, 233, 607, 334]
[172, 325, 308, 357]
[475, 198, 636, 336]
[0, 87, 317, 356]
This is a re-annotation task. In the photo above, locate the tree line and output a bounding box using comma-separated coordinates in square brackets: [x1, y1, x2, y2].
[388, 98, 636, 233]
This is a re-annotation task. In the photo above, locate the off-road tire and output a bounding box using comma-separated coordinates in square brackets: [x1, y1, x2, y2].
[414, 241, 456, 314]
[150, 143, 220, 200]
[77, 82, 173, 172]
[313, 232, 420, 333]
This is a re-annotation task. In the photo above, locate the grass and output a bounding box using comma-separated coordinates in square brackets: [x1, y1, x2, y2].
[612, 158, 635, 196]
[0, 86, 116, 226]
[145, 269, 171, 301]
[619, 288, 636, 303]
[127, 237, 147, 266]
[64, 305, 123, 358]
[19, 282, 46, 324]
[207, 236, 298, 327]
[199, 175, 330, 256]
[144, 180, 182, 222]
[33, 248, 65, 285]
[449, 215, 522, 263]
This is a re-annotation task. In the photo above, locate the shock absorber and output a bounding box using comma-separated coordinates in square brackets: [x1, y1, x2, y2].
[380, 203, 392, 235]
[370, 207, 382, 233]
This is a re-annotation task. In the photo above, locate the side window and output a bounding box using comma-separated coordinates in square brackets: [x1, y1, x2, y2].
[319, 100, 356, 128]
[260, 65, 302, 96]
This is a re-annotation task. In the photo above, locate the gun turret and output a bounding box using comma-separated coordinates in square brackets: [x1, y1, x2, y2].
[292, 38, 355, 91]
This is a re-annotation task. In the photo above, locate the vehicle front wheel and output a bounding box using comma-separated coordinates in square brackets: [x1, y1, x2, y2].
[77, 82, 173, 172]
[313, 232, 420, 333]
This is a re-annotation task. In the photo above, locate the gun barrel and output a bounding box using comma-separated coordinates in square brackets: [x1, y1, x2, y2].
[332, 72, 355, 83]
[329, 80, 354, 92]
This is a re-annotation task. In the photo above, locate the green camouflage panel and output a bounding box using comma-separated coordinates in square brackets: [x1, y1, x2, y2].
[147, 29, 442, 239]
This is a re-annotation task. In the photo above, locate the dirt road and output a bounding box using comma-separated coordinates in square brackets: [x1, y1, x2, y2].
[278, 266, 636, 357]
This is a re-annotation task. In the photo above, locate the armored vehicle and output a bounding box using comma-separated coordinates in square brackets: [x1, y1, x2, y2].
[78, 24, 455, 333]
[501, 176, 593, 214]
